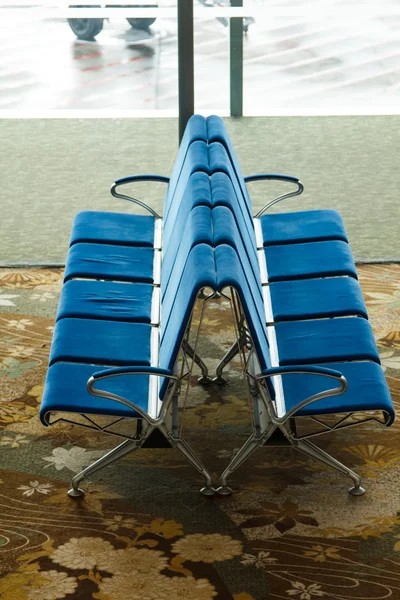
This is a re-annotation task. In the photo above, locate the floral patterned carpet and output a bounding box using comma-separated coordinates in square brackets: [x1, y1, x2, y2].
[0, 265, 399, 600]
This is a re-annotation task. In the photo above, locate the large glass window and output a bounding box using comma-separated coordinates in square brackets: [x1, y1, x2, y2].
[0, 1, 399, 114]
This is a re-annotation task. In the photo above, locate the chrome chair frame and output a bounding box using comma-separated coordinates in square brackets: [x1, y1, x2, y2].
[215, 289, 391, 497]
[244, 173, 304, 218]
[110, 174, 170, 219]
[46, 291, 216, 499]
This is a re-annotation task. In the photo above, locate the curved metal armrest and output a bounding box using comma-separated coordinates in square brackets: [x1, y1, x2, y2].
[256, 365, 348, 425]
[244, 173, 304, 218]
[110, 175, 170, 219]
[245, 173, 300, 185]
[87, 366, 179, 425]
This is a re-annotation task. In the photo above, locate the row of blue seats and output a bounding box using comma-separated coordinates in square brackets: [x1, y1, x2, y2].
[59, 173, 365, 325]
[189, 117, 393, 496]
[40, 115, 394, 497]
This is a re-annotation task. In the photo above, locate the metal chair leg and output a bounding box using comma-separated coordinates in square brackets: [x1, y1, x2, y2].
[293, 437, 365, 496]
[68, 438, 139, 498]
[216, 423, 277, 495]
[216, 435, 260, 495]
[182, 340, 212, 384]
[174, 436, 216, 496]
[213, 339, 241, 384]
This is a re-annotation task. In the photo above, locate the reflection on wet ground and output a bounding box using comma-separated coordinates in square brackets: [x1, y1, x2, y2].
[0, 2, 399, 112]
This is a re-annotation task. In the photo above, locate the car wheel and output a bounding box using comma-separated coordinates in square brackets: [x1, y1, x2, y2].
[68, 5, 104, 40]
[126, 17, 156, 30]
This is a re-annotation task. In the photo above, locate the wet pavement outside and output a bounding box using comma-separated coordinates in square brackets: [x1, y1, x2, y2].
[0, 1, 399, 112]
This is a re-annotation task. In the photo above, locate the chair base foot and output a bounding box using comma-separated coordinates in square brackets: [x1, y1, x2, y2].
[198, 376, 213, 385]
[213, 376, 228, 385]
[68, 487, 85, 498]
[349, 485, 366, 496]
[216, 485, 232, 496]
[200, 486, 216, 496]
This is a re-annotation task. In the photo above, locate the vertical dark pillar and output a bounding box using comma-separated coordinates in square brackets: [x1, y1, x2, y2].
[230, 0, 243, 117]
[178, 0, 194, 142]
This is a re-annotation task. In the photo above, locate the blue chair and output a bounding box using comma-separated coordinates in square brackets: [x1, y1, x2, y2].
[214, 243, 394, 496]
[65, 145, 211, 284]
[211, 203, 378, 363]
[41, 185, 218, 497]
[209, 170, 358, 283]
[209, 179, 368, 383]
[62, 167, 214, 383]
[68, 114, 208, 248]
[41, 241, 217, 497]
[39, 114, 395, 500]
[206, 114, 349, 246]
[57, 204, 213, 326]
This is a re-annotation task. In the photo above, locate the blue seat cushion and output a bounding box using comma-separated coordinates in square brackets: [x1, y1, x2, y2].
[269, 277, 368, 322]
[40, 363, 150, 424]
[281, 361, 394, 425]
[49, 318, 152, 366]
[260, 210, 348, 246]
[265, 240, 357, 282]
[275, 317, 380, 365]
[70, 211, 155, 247]
[56, 280, 154, 323]
[64, 243, 155, 283]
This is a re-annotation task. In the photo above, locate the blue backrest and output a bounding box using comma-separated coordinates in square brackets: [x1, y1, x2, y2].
[163, 139, 209, 220]
[163, 116, 252, 242]
[159, 143, 211, 294]
[163, 134, 253, 253]
[159, 244, 217, 396]
[212, 206, 267, 341]
[210, 172, 260, 285]
[212, 205, 262, 302]
[163, 171, 212, 250]
[215, 244, 272, 375]
[163, 115, 207, 214]
[208, 142, 253, 222]
[206, 115, 252, 213]
[161, 205, 213, 299]
[159, 199, 215, 387]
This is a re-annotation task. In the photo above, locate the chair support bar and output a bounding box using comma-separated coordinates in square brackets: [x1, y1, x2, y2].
[68, 438, 141, 497]
[244, 174, 304, 218]
[182, 339, 212, 384]
[110, 174, 170, 218]
[256, 366, 348, 425]
[87, 367, 180, 426]
[73, 363, 216, 496]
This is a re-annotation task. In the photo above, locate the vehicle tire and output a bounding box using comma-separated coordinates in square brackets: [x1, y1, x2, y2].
[126, 17, 156, 30]
[68, 5, 104, 40]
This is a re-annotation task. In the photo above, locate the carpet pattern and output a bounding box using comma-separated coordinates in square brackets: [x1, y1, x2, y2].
[0, 265, 399, 599]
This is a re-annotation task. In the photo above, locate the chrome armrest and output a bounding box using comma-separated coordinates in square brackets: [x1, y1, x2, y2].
[87, 366, 179, 425]
[256, 365, 347, 425]
[244, 173, 304, 218]
[110, 175, 170, 219]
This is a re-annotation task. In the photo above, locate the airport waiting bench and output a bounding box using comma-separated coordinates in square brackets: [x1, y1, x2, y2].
[41, 124, 230, 498]
[41, 207, 219, 498]
[40, 116, 394, 498]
